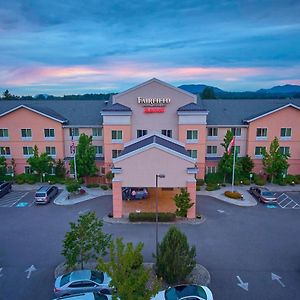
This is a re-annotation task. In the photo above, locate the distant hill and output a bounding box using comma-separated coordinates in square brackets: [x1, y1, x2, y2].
[178, 84, 223, 94]
[257, 84, 300, 94]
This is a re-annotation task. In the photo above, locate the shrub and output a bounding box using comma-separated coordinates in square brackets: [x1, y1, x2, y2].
[224, 190, 242, 199]
[254, 175, 266, 186]
[173, 188, 194, 217]
[205, 172, 223, 184]
[205, 183, 220, 191]
[196, 179, 205, 186]
[66, 180, 81, 193]
[15, 173, 39, 184]
[129, 212, 176, 222]
[242, 178, 251, 185]
[101, 185, 108, 190]
[196, 185, 201, 191]
[86, 183, 100, 188]
[156, 226, 196, 285]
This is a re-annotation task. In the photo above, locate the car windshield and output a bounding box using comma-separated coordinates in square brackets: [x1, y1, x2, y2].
[60, 273, 71, 286]
[261, 191, 274, 197]
[165, 285, 207, 300]
[35, 193, 46, 197]
[91, 270, 104, 284]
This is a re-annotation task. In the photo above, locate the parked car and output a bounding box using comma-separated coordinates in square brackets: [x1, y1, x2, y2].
[249, 186, 277, 204]
[34, 185, 58, 204]
[53, 292, 112, 300]
[122, 187, 148, 200]
[152, 284, 214, 300]
[54, 270, 112, 297]
[0, 181, 12, 198]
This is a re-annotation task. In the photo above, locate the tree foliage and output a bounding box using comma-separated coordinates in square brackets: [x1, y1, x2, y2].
[2, 89, 19, 100]
[55, 159, 66, 178]
[201, 87, 216, 99]
[62, 212, 111, 270]
[262, 137, 289, 183]
[156, 226, 196, 285]
[173, 188, 194, 217]
[240, 155, 254, 177]
[71, 133, 97, 178]
[27, 145, 53, 181]
[0, 156, 7, 177]
[97, 238, 160, 300]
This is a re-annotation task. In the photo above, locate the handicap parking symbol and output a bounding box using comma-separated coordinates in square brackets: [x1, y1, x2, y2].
[16, 202, 29, 207]
[267, 204, 277, 209]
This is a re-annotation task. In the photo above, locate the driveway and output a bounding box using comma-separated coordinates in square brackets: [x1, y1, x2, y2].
[0, 194, 299, 300]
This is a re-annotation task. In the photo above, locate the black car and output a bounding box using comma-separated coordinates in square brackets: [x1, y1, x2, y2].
[0, 182, 12, 198]
[249, 186, 277, 204]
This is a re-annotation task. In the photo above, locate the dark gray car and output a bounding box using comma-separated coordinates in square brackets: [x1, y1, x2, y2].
[0, 182, 12, 198]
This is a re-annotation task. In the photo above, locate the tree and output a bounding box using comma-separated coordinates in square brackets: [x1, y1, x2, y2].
[71, 133, 97, 178]
[27, 145, 53, 181]
[2, 89, 18, 100]
[240, 155, 254, 177]
[155, 226, 196, 285]
[62, 212, 111, 270]
[105, 170, 114, 183]
[173, 188, 194, 217]
[97, 238, 160, 300]
[0, 156, 7, 178]
[55, 159, 66, 178]
[262, 137, 289, 183]
[201, 87, 216, 99]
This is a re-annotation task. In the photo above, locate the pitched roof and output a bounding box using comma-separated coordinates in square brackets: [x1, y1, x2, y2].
[101, 103, 131, 112]
[177, 102, 208, 112]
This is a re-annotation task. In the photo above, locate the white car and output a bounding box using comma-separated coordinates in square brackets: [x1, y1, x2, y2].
[152, 284, 214, 300]
[53, 292, 112, 300]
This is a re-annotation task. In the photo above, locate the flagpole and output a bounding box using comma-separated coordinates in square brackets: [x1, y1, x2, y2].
[231, 136, 236, 192]
[74, 148, 78, 181]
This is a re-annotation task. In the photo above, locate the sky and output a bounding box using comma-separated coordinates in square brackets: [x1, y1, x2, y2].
[0, 0, 300, 96]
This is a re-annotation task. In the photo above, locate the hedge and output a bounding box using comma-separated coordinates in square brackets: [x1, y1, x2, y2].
[86, 183, 100, 188]
[129, 212, 176, 222]
[224, 190, 242, 199]
[101, 185, 109, 190]
[205, 183, 220, 191]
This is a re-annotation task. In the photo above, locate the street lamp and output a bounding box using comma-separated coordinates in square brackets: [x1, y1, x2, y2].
[155, 174, 165, 261]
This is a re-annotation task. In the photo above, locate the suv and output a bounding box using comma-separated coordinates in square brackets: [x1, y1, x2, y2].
[249, 186, 277, 204]
[0, 182, 12, 198]
[35, 185, 58, 204]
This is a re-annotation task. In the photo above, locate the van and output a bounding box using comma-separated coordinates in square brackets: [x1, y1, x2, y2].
[35, 185, 58, 204]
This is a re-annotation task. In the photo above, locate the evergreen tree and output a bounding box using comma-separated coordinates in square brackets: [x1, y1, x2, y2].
[98, 238, 160, 300]
[173, 188, 194, 217]
[0, 156, 7, 178]
[240, 155, 254, 177]
[201, 87, 216, 99]
[55, 159, 66, 178]
[262, 137, 289, 183]
[62, 212, 111, 269]
[155, 226, 196, 285]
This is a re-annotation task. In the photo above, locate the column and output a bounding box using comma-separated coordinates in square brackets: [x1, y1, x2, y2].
[187, 180, 196, 218]
[112, 179, 123, 218]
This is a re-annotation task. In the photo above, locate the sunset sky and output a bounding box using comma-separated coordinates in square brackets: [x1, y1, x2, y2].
[1, 0, 299, 95]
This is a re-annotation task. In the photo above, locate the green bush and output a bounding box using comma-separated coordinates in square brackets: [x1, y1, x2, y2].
[254, 175, 266, 186]
[242, 178, 251, 185]
[0, 175, 14, 182]
[66, 181, 81, 193]
[196, 185, 201, 191]
[196, 179, 205, 186]
[45, 175, 66, 184]
[101, 185, 109, 190]
[86, 183, 100, 188]
[129, 212, 176, 222]
[224, 190, 242, 199]
[205, 172, 223, 184]
[15, 173, 39, 184]
[205, 183, 220, 191]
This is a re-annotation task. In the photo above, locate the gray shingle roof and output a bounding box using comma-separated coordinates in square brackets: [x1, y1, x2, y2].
[102, 103, 131, 112]
[120, 134, 190, 157]
[177, 102, 207, 112]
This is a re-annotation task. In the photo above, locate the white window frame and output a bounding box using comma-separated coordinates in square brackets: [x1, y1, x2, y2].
[46, 146, 56, 157]
[161, 129, 172, 138]
[69, 128, 79, 138]
[112, 149, 122, 159]
[0, 128, 9, 139]
[280, 128, 292, 140]
[255, 146, 266, 158]
[256, 128, 267, 140]
[207, 128, 218, 139]
[44, 128, 55, 139]
[186, 130, 198, 143]
[231, 127, 241, 137]
[112, 130, 123, 143]
[23, 146, 34, 157]
[21, 128, 32, 140]
[0, 146, 11, 157]
[95, 145, 103, 157]
[187, 149, 197, 159]
[206, 166, 217, 174]
[137, 129, 148, 138]
[279, 146, 290, 156]
[24, 166, 32, 174]
[92, 128, 102, 138]
[206, 145, 217, 155]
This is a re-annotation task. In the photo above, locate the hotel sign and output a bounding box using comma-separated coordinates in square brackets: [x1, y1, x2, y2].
[137, 97, 171, 113]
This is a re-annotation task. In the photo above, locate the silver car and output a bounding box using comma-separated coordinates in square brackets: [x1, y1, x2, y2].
[54, 270, 112, 297]
[53, 292, 112, 300]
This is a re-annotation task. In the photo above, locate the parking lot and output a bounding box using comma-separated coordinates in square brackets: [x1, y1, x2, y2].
[274, 192, 300, 209]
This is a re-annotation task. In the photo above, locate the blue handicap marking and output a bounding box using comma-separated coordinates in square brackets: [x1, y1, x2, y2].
[267, 204, 277, 209]
[16, 202, 29, 207]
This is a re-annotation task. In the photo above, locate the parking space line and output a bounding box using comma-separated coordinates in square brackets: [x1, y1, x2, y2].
[11, 192, 29, 207]
[276, 192, 300, 209]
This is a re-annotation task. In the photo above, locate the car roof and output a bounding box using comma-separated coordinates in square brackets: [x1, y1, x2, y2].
[70, 270, 92, 281]
[55, 293, 95, 300]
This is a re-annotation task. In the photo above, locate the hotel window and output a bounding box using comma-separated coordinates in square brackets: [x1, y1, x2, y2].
[112, 130, 122, 142]
[255, 146, 266, 157]
[21, 128, 32, 139]
[280, 128, 291, 138]
[23, 146, 33, 156]
[69, 128, 79, 137]
[95, 146, 103, 156]
[46, 146, 56, 156]
[0, 147, 11, 156]
[256, 128, 267, 138]
[161, 130, 172, 138]
[279, 147, 290, 156]
[137, 130, 148, 138]
[206, 166, 217, 174]
[24, 166, 32, 174]
[44, 128, 55, 138]
[231, 127, 241, 137]
[112, 149, 122, 159]
[206, 146, 217, 155]
[187, 150, 198, 159]
[92, 127, 102, 137]
[207, 128, 218, 137]
[0, 129, 8, 138]
[186, 130, 198, 142]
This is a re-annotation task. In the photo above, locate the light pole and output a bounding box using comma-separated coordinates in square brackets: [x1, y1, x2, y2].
[155, 174, 165, 261]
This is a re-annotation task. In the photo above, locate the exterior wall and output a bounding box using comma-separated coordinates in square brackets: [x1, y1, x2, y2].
[113, 147, 195, 187]
[0, 108, 64, 174]
[247, 106, 300, 175]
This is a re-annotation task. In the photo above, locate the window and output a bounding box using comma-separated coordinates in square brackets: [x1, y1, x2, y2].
[92, 128, 102, 137]
[206, 146, 217, 154]
[255, 146, 266, 156]
[235, 146, 241, 155]
[112, 149, 122, 158]
[23, 146, 33, 156]
[207, 128, 218, 137]
[137, 130, 148, 138]
[46, 146, 56, 156]
[186, 130, 198, 141]
[256, 128, 267, 138]
[44, 128, 55, 138]
[0, 129, 8, 138]
[69, 128, 79, 137]
[95, 146, 103, 156]
[231, 127, 241, 136]
[161, 130, 172, 138]
[0, 147, 10, 156]
[280, 128, 291, 138]
[24, 166, 32, 174]
[187, 149, 197, 159]
[21, 128, 32, 138]
[112, 130, 122, 142]
[206, 166, 217, 174]
[279, 147, 290, 155]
